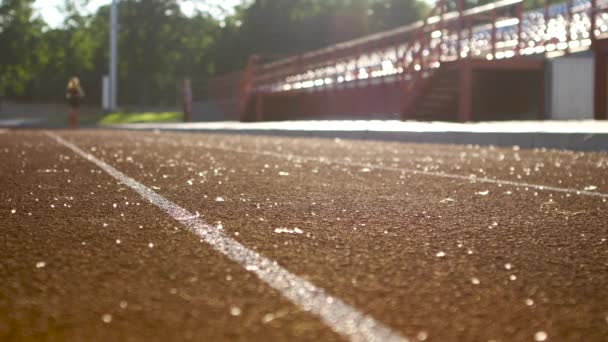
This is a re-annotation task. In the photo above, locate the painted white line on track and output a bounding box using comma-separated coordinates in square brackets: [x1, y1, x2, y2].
[46, 132, 408, 342]
[197, 144, 608, 199]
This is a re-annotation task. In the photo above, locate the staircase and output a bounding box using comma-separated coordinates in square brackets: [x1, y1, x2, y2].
[408, 68, 460, 121]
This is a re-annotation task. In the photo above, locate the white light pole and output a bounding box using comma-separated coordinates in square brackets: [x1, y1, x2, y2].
[109, 0, 118, 111]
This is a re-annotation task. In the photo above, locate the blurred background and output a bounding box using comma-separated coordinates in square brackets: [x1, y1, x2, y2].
[0, 0, 430, 123]
[1, 0, 603, 125]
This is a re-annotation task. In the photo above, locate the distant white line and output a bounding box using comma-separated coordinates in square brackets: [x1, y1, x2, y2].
[46, 132, 408, 342]
[198, 144, 608, 199]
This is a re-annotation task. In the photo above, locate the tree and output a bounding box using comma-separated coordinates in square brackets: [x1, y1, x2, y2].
[99, 0, 220, 106]
[0, 0, 46, 97]
[370, 0, 427, 32]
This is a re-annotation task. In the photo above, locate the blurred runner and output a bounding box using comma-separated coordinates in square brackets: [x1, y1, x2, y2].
[66, 77, 85, 128]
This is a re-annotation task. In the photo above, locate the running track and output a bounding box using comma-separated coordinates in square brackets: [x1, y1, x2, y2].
[1, 130, 607, 341]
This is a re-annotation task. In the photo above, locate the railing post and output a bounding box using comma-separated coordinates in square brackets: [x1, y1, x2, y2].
[356, 46, 362, 90]
[381, 40, 390, 114]
[591, 0, 597, 43]
[297, 54, 303, 90]
[295, 54, 303, 119]
[356, 46, 362, 116]
[417, 12, 430, 77]
[398, 43, 405, 84]
[269, 62, 277, 94]
[363, 44, 370, 115]
[332, 48, 339, 115]
[457, 0, 464, 60]
[311, 55, 319, 118]
[325, 51, 333, 116]
[567, 0, 573, 52]
[516, 2, 523, 56]
[239, 54, 259, 121]
[439, 0, 445, 62]
[288, 57, 296, 91]
[544, 0, 549, 48]
[468, 17, 473, 59]
[421, 20, 429, 72]
[491, 8, 497, 58]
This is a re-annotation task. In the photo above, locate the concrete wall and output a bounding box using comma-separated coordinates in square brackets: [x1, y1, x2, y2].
[548, 55, 594, 119]
[473, 69, 544, 121]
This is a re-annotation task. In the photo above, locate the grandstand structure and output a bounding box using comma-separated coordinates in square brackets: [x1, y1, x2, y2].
[209, 0, 608, 122]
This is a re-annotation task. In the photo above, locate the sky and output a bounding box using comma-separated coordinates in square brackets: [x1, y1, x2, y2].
[34, 0, 243, 28]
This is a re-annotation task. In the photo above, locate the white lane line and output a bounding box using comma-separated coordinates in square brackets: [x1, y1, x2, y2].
[196, 143, 608, 199]
[46, 132, 408, 342]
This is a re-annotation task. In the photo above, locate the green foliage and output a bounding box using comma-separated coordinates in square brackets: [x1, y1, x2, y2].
[0, 0, 46, 96]
[370, 0, 428, 32]
[98, 111, 182, 125]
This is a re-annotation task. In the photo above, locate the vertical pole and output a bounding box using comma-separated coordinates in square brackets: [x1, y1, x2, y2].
[379, 40, 388, 114]
[395, 43, 402, 116]
[516, 2, 523, 56]
[102, 76, 110, 111]
[296, 54, 303, 118]
[356, 46, 362, 116]
[364, 43, 373, 117]
[544, 0, 549, 48]
[332, 48, 339, 116]
[591, 0, 597, 43]
[306, 56, 314, 118]
[420, 36, 426, 73]
[439, 0, 445, 62]
[567, 0, 573, 52]
[397, 43, 404, 84]
[109, 0, 118, 111]
[468, 17, 473, 59]
[457, 0, 463, 60]
[240, 55, 258, 121]
[320, 57, 325, 117]
[491, 9, 497, 59]
[310, 55, 322, 117]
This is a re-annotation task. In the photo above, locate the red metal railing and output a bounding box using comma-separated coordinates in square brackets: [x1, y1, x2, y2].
[210, 0, 608, 121]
